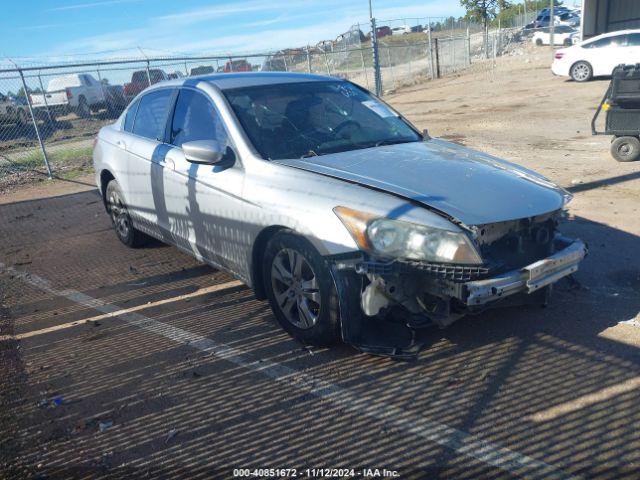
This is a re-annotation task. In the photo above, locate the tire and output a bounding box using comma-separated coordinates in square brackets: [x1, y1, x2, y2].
[76, 96, 90, 118]
[16, 109, 27, 125]
[563, 38, 572, 46]
[535, 38, 543, 46]
[611, 136, 640, 162]
[105, 180, 150, 247]
[263, 231, 340, 346]
[570, 61, 593, 82]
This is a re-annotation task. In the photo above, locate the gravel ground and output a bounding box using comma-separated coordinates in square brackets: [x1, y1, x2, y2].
[0, 45, 639, 479]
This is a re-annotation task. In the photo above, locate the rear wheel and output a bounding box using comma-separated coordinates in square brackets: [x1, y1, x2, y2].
[535, 38, 543, 46]
[76, 96, 91, 118]
[16, 109, 27, 125]
[105, 180, 150, 247]
[263, 231, 340, 346]
[570, 61, 593, 82]
[611, 136, 640, 162]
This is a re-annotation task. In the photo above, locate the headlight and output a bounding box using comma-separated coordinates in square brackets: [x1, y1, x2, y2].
[334, 206, 483, 265]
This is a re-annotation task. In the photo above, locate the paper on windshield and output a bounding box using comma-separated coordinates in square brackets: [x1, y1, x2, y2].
[362, 100, 397, 118]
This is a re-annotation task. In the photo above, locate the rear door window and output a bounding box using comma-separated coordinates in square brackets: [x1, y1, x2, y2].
[132, 89, 173, 141]
[585, 35, 625, 48]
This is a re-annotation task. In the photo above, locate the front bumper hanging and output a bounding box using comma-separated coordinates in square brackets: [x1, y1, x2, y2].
[330, 236, 587, 360]
[465, 237, 587, 306]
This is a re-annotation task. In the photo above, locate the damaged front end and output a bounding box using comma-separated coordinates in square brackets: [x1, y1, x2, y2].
[329, 211, 587, 360]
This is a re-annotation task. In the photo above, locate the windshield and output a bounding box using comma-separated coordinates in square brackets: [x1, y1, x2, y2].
[223, 81, 422, 160]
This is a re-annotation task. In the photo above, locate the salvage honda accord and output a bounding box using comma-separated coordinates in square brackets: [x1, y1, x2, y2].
[93, 72, 586, 357]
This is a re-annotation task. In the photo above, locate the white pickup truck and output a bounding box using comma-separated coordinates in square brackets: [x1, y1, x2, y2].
[30, 74, 126, 119]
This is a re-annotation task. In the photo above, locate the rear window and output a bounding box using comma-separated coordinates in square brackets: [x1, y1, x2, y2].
[123, 99, 140, 132]
[47, 75, 82, 91]
[132, 89, 173, 140]
[627, 33, 640, 46]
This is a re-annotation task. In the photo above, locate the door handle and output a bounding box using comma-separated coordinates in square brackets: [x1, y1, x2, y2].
[116, 140, 126, 149]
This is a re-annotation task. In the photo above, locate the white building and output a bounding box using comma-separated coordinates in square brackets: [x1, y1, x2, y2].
[582, 0, 640, 39]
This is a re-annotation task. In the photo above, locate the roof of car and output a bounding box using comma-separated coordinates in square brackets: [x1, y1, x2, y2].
[184, 72, 339, 90]
[591, 29, 640, 39]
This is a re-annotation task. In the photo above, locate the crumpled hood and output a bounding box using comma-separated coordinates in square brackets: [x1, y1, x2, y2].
[275, 139, 569, 226]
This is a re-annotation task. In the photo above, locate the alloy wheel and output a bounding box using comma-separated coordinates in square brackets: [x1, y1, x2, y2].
[572, 63, 590, 82]
[270, 248, 321, 329]
[108, 189, 131, 240]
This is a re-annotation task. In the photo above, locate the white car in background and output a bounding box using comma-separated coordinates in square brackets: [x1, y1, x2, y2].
[532, 26, 576, 46]
[391, 25, 411, 35]
[552, 30, 640, 82]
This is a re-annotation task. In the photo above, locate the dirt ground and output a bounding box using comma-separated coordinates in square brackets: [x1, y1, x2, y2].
[1, 46, 639, 480]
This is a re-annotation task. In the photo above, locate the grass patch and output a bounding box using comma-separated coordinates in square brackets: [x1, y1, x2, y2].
[13, 145, 93, 168]
[56, 166, 94, 180]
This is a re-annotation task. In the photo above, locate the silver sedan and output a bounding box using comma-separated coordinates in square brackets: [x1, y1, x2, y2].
[93, 72, 586, 358]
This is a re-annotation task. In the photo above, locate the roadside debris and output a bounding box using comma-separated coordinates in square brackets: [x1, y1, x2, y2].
[165, 428, 177, 444]
[37, 395, 64, 409]
[98, 421, 113, 433]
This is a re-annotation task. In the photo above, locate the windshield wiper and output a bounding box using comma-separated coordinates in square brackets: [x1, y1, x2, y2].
[300, 150, 319, 158]
[374, 138, 417, 147]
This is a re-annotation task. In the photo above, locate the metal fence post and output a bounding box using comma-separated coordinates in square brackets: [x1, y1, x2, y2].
[184, 61, 189, 76]
[145, 60, 152, 87]
[370, 17, 382, 96]
[359, 47, 370, 90]
[322, 49, 331, 75]
[386, 46, 396, 90]
[306, 45, 312, 73]
[36, 72, 53, 124]
[427, 20, 434, 80]
[466, 27, 471, 66]
[434, 37, 441, 78]
[18, 68, 52, 179]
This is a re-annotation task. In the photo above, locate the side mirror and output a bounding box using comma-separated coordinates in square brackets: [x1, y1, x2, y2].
[182, 140, 225, 165]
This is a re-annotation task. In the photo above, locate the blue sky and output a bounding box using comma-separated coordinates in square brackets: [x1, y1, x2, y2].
[1, 0, 465, 62]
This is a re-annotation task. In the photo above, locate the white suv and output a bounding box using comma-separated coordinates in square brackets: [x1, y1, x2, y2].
[552, 29, 640, 82]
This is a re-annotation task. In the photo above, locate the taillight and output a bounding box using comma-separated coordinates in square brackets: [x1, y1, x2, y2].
[66, 88, 73, 99]
[555, 52, 565, 60]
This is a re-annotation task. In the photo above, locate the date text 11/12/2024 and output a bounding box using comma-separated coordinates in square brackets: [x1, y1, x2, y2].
[233, 468, 400, 477]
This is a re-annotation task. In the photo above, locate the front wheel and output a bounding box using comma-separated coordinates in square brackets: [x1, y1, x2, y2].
[105, 180, 150, 247]
[611, 136, 640, 162]
[570, 61, 593, 82]
[263, 231, 340, 346]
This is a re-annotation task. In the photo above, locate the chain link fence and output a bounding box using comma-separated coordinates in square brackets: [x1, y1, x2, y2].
[0, 11, 541, 189]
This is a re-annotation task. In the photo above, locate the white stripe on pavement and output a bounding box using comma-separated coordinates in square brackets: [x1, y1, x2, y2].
[0, 280, 243, 341]
[2, 264, 577, 480]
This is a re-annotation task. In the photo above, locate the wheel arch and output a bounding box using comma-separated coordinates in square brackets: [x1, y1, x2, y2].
[251, 225, 289, 300]
[99, 169, 115, 211]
